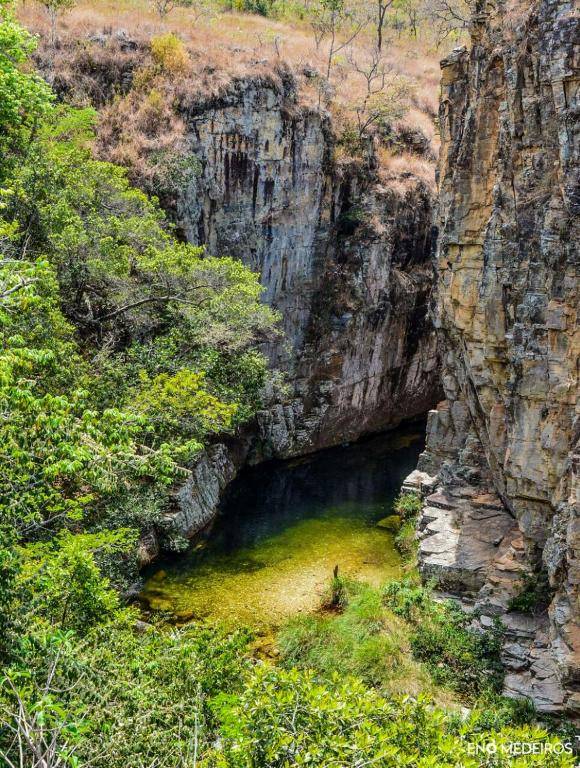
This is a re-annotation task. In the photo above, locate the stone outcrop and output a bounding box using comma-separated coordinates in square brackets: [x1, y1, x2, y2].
[414, 0, 579, 714]
[166, 444, 237, 543]
[418, 486, 515, 595]
[137, 443, 239, 563]
[175, 75, 440, 457]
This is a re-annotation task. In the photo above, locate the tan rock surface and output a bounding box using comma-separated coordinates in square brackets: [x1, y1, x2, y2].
[420, 0, 579, 712]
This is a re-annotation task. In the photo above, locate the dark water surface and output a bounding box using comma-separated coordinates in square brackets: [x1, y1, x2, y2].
[141, 423, 424, 627]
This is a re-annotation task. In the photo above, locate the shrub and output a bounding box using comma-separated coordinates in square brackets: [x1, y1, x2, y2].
[0, 619, 252, 768]
[138, 87, 166, 131]
[391, 493, 421, 562]
[321, 572, 350, 610]
[150, 33, 190, 73]
[338, 126, 365, 156]
[383, 577, 432, 621]
[410, 611, 504, 695]
[384, 579, 505, 697]
[336, 204, 364, 235]
[208, 666, 574, 768]
[393, 491, 422, 518]
[395, 518, 418, 561]
[462, 693, 536, 730]
[231, 0, 274, 16]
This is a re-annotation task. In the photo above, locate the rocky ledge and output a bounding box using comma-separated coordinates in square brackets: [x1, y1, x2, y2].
[405, 403, 569, 713]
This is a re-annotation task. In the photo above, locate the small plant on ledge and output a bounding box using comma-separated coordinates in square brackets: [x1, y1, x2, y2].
[393, 491, 422, 518]
[392, 491, 422, 562]
[508, 571, 552, 615]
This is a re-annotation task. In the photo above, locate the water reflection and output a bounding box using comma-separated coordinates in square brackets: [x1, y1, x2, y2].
[141, 423, 424, 627]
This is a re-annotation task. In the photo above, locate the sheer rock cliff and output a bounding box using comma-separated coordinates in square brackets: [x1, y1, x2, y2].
[133, 72, 441, 553]
[174, 76, 439, 458]
[411, 0, 579, 714]
[37, 41, 440, 463]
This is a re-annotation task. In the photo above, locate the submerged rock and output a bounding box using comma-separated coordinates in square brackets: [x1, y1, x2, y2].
[377, 515, 401, 532]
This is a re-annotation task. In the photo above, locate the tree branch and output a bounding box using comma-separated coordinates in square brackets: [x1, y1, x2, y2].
[89, 293, 208, 323]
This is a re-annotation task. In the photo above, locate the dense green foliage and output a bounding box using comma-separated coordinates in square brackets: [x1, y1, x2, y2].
[0, 4, 274, 762]
[384, 578, 505, 696]
[393, 491, 423, 517]
[0, 3, 276, 547]
[1, 616, 251, 768]
[0, 0, 273, 748]
[0, 0, 52, 183]
[208, 666, 571, 768]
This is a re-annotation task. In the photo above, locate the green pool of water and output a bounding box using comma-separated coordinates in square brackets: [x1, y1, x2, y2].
[141, 424, 424, 628]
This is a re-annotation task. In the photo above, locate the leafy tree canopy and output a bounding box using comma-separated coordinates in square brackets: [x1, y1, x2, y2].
[0, 0, 277, 667]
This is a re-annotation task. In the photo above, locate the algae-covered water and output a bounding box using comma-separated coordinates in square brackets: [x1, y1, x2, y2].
[141, 424, 424, 627]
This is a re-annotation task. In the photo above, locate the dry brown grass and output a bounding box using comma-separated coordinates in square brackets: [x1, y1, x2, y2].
[377, 148, 436, 191]
[18, 0, 447, 190]
[19, 0, 444, 134]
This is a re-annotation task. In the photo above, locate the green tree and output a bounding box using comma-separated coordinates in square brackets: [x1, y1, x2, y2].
[0, 4, 277, 678]
[15, 531, 132, 633]
[0, 254, 178, 540]
[0, 1, 52, 182]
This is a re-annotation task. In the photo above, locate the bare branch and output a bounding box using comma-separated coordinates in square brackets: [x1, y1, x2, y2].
[0, 278, 38, 301]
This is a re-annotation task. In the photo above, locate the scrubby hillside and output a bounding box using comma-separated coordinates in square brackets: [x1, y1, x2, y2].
[19, 0, 444, 192]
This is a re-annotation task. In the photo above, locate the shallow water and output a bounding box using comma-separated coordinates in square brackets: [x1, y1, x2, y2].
[141, 423, 424, 628]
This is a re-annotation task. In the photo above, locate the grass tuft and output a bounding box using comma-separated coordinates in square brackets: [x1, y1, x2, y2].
[278, 579, 443, 698]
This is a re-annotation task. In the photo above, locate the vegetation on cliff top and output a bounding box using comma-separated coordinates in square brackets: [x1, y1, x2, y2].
[18, 0, 452, 194]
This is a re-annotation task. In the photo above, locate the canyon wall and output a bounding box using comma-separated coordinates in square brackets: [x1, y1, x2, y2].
[39, 35, 441, 548]
[413, 0, 579, 714]
[174, 76, 439, 458]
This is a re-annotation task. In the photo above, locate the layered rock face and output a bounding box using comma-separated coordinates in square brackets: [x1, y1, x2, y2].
[175, 75, 439, 457]
[414, 0, 579, 713]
